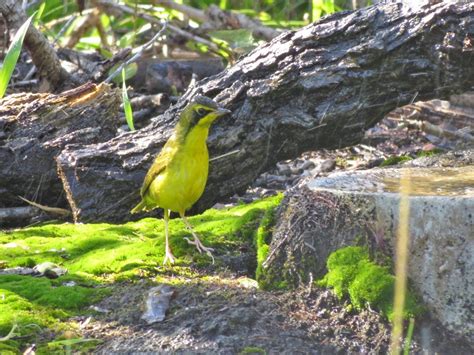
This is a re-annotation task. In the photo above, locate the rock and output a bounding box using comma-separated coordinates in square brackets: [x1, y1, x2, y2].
[0, 262, 67, 278]
[0, 267, 35, 276]
[89, 305, 110, 314]
[141, 285, 175, 324]
[33, 262, 67, 279]
[299, 160, 316, 171]
[262, 161, 473, 341]
[310, 159, 337, 176]
[276, 163, 292, 176]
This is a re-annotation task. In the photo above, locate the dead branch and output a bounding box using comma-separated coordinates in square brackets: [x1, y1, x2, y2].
[64, 9, 101, 48]
[96, 0, 227, 55]
[0, 0, 70, 92]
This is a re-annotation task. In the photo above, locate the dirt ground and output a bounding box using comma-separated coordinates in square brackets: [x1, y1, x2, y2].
[79, 268, 472, 354]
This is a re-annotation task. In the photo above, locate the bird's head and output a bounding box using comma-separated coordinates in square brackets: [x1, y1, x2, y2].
[179, 96, 231, 130]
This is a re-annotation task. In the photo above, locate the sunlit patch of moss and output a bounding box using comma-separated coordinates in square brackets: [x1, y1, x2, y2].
[46, 337, 102, 353]
[380, 155, 413, 167]
[335, 156, 348, 168]
[254, 194, 284, 290]
[0, 195, 283, 352]
[416, 148, 443, 158]
[318, 246, 422, 320]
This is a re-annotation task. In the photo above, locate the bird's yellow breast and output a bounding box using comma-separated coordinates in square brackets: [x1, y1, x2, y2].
[147, 125, 210, 213]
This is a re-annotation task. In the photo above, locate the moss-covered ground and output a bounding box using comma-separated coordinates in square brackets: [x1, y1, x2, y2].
[0, 195, 283, 354]
[318, 246, 422, 320]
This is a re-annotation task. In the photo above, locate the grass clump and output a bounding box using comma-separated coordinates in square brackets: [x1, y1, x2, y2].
[416, 148, 443, 158]
[380, 155, 413, 167]
[318, 246, 421, 320]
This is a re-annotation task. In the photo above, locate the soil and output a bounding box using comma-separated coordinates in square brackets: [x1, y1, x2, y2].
[79, 268, 472, 354]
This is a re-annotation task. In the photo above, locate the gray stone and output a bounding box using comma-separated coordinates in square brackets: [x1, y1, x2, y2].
[263, 164, 473, 341]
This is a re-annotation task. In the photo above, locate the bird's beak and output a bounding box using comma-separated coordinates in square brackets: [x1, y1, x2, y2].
[215, 108, 231, 117]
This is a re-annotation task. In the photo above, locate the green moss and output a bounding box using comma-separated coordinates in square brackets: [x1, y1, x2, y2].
[0, 195, 283, 352]
[380, 155, 413, 167]
[416, 148, 443, 158]
[319, 246, 421, 320]
[253, 194, 284, 290]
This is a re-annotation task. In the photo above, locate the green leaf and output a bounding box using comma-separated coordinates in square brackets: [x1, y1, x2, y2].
[121, 69, 135, 131]
[111, 62, 137, 84]
[209, 29, 255, 50]
[48, 338, 100, 347]
[0, 13, 36, 98]
[118, 31, 136, 48]
[35, 2, 46, 26]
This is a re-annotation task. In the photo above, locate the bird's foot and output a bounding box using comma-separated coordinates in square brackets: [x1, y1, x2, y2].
[184, 236, 215, 264]
[163, 246, 176, 265]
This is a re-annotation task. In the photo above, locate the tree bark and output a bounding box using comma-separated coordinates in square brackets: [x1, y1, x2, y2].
[0, 83, 120, 211]
[36, 3, 474, 221]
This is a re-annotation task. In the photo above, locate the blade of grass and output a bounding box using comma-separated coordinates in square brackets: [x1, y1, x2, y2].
[121, 68, 135, 131]
[35, 2, 46, 26]
[403, 318, 415, 355]
[390, 168, 412, 354]
[0, 12, 36, 98]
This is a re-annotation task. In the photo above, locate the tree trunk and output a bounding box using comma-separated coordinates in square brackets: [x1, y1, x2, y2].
[0, 83, 120, 210]
[9, 2, 474, 223]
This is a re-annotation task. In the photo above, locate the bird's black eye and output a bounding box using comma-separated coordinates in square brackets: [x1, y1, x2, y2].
[196, 108, 208, 117]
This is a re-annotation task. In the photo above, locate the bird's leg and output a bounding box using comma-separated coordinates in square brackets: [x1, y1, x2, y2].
[162, 209, 175, 265]
[180, 212, 215, 264]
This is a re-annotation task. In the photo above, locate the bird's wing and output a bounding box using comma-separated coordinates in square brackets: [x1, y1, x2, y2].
[140, 145, 173, 197]
[140, 155, 167, 197]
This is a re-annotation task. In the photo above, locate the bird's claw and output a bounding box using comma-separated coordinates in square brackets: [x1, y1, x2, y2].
[184, 236, 215, 264]
[163, 247, 176, 265]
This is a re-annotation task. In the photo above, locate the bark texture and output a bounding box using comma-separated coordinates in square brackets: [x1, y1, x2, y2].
[55, 2, 474, 222]
[0, 83, 120, 210]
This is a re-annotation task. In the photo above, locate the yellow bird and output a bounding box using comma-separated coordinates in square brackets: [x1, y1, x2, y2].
[131, 96, 231, 264]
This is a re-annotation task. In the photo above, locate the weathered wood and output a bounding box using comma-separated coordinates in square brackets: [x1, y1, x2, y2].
[56, 2, 474, 222]
[0, 83, 120, 212]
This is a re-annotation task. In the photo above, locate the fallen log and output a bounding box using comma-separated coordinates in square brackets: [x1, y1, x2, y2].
[56, 2, 474, 222]
[0, 83, 120, 212]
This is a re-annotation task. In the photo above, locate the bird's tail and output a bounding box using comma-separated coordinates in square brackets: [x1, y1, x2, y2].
[131, 200, 147, 214]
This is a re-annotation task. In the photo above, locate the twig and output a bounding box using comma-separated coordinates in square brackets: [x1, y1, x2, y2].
[0, 324, 18, 341]
[17, 196, 71, 216]
[153, 0, 208, 23]
[104, 21, 169, 83]
[405, 119, 474, 143]
[153, 1, 280, 41]
[9, 79, 38, 87]
[97, 0, 225, 54]
[0, 0, 70, 90]
[52, 15, 77, 46]
[209, 149, 240, 162]
[65, 9, 100, 48]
